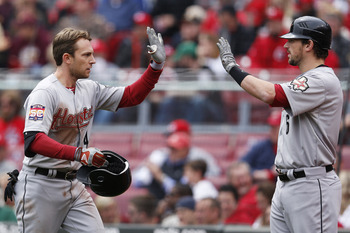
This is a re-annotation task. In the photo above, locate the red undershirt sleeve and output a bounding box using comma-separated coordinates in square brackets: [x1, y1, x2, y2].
[270, 84, 290, 108]
[119, 65, 162, 108]
[29, 132, 77, 161]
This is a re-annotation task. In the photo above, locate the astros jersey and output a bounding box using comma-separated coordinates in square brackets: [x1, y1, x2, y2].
[276, 66, 343, 169]
[23, 74, 124, 170]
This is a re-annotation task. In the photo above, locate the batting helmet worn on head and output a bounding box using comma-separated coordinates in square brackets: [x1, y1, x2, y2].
[76, 150, 131, 197]
[280, 16, 332, 50]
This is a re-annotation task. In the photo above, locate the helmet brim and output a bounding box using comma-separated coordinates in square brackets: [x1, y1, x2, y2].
[280, 32, 312, 40]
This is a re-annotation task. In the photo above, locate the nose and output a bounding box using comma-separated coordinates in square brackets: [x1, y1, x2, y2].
[91, 55, 96, 64]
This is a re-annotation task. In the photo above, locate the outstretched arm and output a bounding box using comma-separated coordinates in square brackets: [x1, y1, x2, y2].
[217, 37, 276, 104]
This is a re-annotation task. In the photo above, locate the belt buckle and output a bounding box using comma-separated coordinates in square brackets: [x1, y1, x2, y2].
[65, 171, 76, 180]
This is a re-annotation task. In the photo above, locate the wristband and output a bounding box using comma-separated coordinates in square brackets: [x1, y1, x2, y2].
[229, 66, 250, 86]
[150, 60, 165, 70]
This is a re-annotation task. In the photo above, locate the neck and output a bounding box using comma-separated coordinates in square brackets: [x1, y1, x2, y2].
[299, 57, 325, 74]
[54, 67, 77, 88]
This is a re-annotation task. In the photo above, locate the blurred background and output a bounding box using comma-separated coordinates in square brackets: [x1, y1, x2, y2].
[1, 0, 350, 232]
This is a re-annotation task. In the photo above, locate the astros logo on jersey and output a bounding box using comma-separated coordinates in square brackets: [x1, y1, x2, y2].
[29, 104, 45, 121]
[289, 76, 309, 92]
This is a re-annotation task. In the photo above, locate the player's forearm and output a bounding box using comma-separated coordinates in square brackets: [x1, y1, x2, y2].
[240, 75, 276, 104]
[27, 132, 76, 160]
[119, 64, 162, 107]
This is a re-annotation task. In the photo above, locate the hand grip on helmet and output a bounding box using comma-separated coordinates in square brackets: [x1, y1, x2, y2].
[147, 27, 166, 64]
[74, 147, 108, 168]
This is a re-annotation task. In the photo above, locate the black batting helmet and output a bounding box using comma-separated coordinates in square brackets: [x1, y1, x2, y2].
[76, 150, 132, 197]
[280, 16, 332, 50]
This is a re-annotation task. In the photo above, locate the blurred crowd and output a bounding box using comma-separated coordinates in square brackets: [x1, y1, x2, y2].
[2, 0, 350, 125]
[1, 0, 350, 230]
[1, 0, 350, 72]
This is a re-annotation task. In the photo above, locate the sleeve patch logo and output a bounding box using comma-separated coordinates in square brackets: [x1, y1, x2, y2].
[290, 76, 309, 92]
[29, 104, 45, 121]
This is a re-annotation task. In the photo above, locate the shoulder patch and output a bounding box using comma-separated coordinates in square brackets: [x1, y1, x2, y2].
[28, 104, 45, 121]
[289, 76, 309, 92]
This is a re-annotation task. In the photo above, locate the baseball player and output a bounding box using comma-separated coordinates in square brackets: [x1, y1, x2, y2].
[6, 27, 165, 233]
[217, 16, 342, 232]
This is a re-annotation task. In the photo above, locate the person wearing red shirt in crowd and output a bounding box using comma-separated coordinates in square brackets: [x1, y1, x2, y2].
[0, 90, 25, 168]
[245, 6, 339, 69]
[245, 6, 293, 69]
[224, 161, 261, 225]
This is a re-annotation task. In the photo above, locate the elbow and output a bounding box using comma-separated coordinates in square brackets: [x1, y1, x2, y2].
[260, 91, 275, 104]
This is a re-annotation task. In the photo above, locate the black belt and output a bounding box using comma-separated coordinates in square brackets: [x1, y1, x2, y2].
[278, 165, 333, 182]
[35, 168, 77, 181]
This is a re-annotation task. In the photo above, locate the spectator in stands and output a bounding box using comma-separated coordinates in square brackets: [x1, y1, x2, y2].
[127, 194, 159, 224]
[252, 181, 275, 228]
[217, 184, 239, 224]
[244, 6, 293, 69]
[150, 0, 195, 45]
[320, 5, 350, 68]
[158, 183, 193, 226]
[96, 0, 145, 33]
[224, 161, 261, 225]
[133, 131, 220, 200]
[54, 0, 113, 40]
[218, 5, 256, 57]
[171, 5, 207, 48]
[0, 90, 25, 168]
[94, 196, 120, 224]
[155, 39, 225, 123]
[8, 11, 51, 70]
[194, 197, 221, 225]
[183, 159, 218, 201]
[338, 170, 350, 228]
[0, 23, 10, 68]
[0, 186, 16, 223]
[114, 11, 153, 68]
[133, 119, 221, 199]
[240, 109, 282, 183]
[0, 134, 17, 174]
[175, 195, 197, 226]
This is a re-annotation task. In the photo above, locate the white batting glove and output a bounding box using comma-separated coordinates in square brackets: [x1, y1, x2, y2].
[74, 147, 108, 168]
[147, 27, 166, 64]
[217, 37, 239, 73]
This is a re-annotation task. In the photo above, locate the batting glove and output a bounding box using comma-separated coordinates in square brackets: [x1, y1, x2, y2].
[147, 27, 166, 64]
[74, 147, 108, 167]
[217, 37, 239, 73]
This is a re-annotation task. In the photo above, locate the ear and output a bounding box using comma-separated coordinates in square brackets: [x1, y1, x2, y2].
[62, 53, 72, 64]
[305, 40, 314, 52]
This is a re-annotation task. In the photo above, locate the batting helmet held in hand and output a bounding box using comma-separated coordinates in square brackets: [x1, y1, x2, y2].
[280, 16, 332, 50]
[76, 150, 131, 196]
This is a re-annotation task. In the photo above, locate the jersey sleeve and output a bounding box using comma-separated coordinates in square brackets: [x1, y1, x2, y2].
[280, 73, 326, 116]
[23, 89, 56, 134]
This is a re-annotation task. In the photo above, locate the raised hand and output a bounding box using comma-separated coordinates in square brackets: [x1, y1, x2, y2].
[147, 27, 166, 64]
[217, 37, 238, 73]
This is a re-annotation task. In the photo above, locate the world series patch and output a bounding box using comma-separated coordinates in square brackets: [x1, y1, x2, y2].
[29, 104, 45, 121]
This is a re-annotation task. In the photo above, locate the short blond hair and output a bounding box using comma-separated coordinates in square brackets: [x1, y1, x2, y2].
[52, 28, 91, 66]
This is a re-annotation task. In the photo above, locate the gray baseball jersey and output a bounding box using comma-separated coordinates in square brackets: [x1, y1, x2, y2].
[270, 66, 343, 233]
[23, 74, 124, 170]
[277, 66, 343, 169]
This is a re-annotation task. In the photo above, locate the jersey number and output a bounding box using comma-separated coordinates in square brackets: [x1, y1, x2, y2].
[84, 132, 89, 146]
